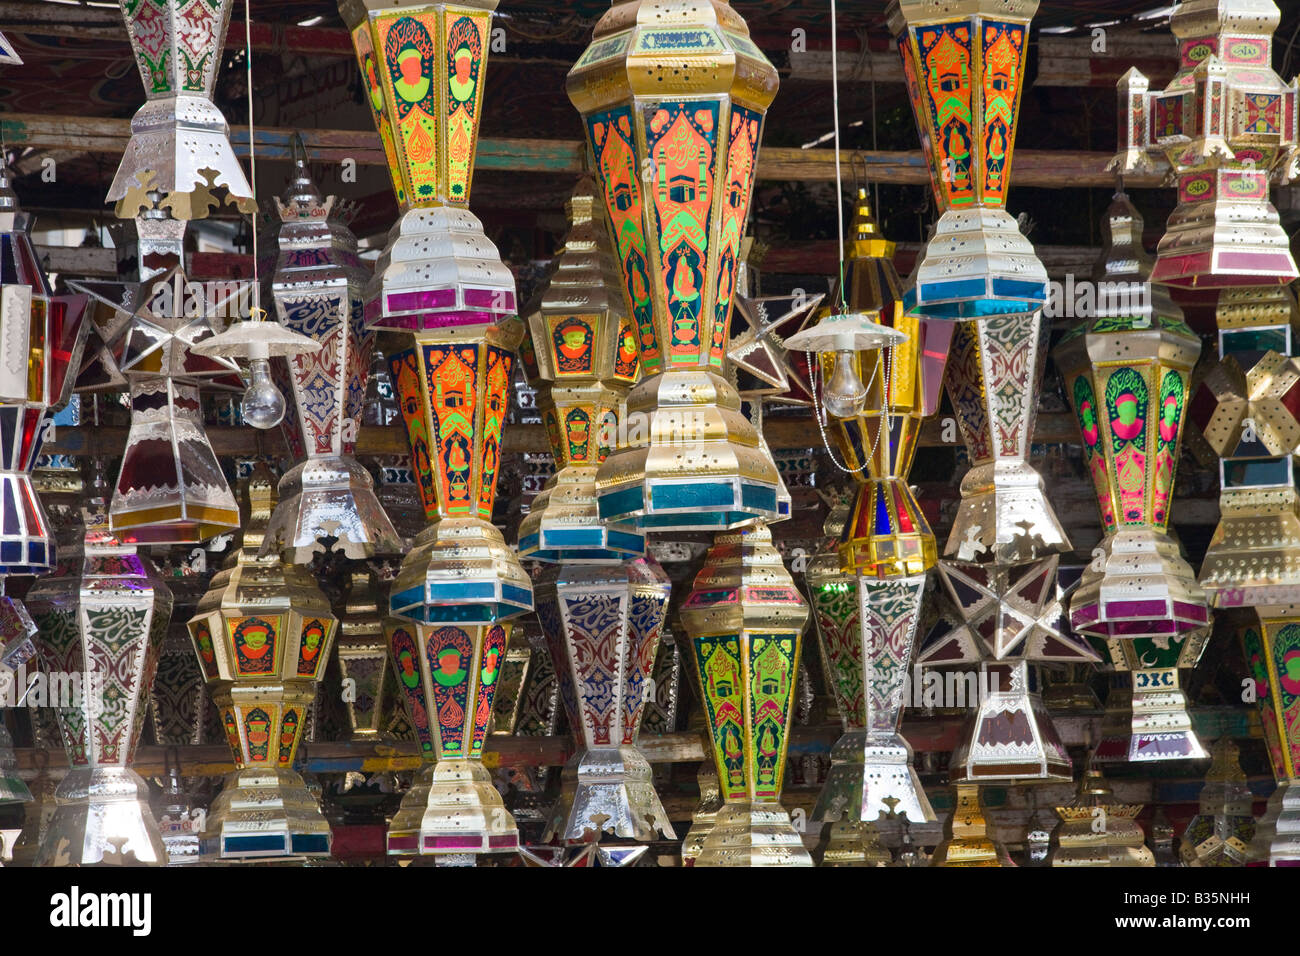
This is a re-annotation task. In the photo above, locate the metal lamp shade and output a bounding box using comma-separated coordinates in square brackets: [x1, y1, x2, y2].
[108, 0, 255, 220]
[888, 0, 1047, 317]
[568, 0, 783, 531]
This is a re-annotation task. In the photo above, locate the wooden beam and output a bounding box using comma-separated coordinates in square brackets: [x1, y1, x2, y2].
[0, 114, 1164, 188]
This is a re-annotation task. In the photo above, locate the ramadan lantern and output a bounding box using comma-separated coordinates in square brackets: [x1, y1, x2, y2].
[335, 570, 393, 741]
[888, 0, 1048, 318]
[187, 466, 337, 860]
[1239, 608, 1300, 864]
[264, 151, 401, 561]
[25, 474, 172, 866]
[0, 163, 88, 575]
[1058, 190, 1207, 640]
[1110, 0, 1299, 288]
[1181, 737, 1256, 866]
[567, 0, 784, 531]
[1049, 765, 1154, 867]
[109, 0, 255, 220]
[931, 783, 1014, 867]
[679, 523, 812, 867]
[806, 192, 946, 855]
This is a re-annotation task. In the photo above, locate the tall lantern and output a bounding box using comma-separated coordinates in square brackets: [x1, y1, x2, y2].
[335, 570, 394, 742]
[805, 193, 946, 857]
[1110, 0, 1299, 288]
[888, 0, 1048, 318]
[679, 523, 812, 867]
[0, 164, 88, 574]
[187, 466, 338, 860]
[25, 476, 172, 866]
[265, 152, 402, 561]
[109, 0, 255, 220]
[567, 0, 784, 531]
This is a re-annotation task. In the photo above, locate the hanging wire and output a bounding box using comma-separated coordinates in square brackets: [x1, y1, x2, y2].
[243, 0, 261, 318]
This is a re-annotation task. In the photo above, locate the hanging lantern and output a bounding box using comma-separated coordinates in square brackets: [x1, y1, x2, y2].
[0, 595, 37, 805]
[383, 614, 520, 858]
[1090, 627, 1211, 763]
[931, 783, 1014, 866]
[148, 620, 214, 747]
[1111, 0, 1299, 288]
[71, 210, 244, 545]
[1049, 765, 1153, 867]
[567, 0, 785, 531]
[187, 465, 338, 860]
[535, 558, 674, 846]
[1180, 738, 1256, 866]
[518, 175, 642, 561]
[108, 0, 255, 220]
[25, 481, 172, 866]
[679, 523, 812, 867]
[335, 570, 393, 741]
[888, 0, 1047, 317]
[1056, 190, 1208, 640]
[1238, 608, 1300, 863]
[0, 164, 89, 574]
[263, 151, 402, 561]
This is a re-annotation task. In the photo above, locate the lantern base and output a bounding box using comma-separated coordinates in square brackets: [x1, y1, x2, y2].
[542, 745, 675, 844]
[389, 517, 533, 623]
[694, 801, 813, 868]
[365, 206, 516, 331]
[1150, 192, 1298, 289]
[839, 478, 937, 576]
[34, 767, 167, 866]
[519, 465, 646, 562]
[107, 96, 256, 221]
[909, 208, 1049, 319]
[1070, 528, 1209, 638]
[1093, 672, 1209, 763]
[386, 759, 519, 856]
[261, 455, 403, 562]
[1050, 827, 1155, 867]
[679, 760, 722, 867]
[819, 819, 893, 867]
[0, 724, 30, 804]
[945, 459, 1071, 564]
[931, 784, 1015, 867]
[0, 472, 55, 575]
[199, 767, 333, 861]
[813, 730, 936, 824]
[596, 368, 781, 531]
[949, 668, 1073, 783]
[1249, 780, 1300, 866]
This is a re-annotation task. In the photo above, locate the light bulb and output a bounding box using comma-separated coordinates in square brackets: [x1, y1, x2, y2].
[822, 349, 867, 418]
[242, 358, 285, 430]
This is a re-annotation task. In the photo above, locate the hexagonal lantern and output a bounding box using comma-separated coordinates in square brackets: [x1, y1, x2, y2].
[1239, 608, 1300, 863]
[187, 466, 338, 860]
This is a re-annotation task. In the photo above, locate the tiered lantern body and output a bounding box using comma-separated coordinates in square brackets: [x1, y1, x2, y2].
[1180, 738, 1256, 866]
[266, 158, 401, 561]
[567, 0, 783, 530]
[340, 0, 516, 331]
[806, 195, 944, 843]
[679, 523, 812, 867]
[25, 498, 172, 866]
[888, 0, 1048, 317]
[334, 571, 393, 741]
[1239, 607, 1300, 863]
[1111, 0, 1299, 287]
[1049, 767, 1154, 867]
[72, 217, 243, 545]
[108, 0, 255, 220]
[535, 559, 673, 844]
[1057, 193, 1208, 640]
[187, 468, 338, 860]
[0, 167, 87, 574]
[518, 176, 642, 562]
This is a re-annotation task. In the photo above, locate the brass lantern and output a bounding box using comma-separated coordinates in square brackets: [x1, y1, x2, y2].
[334, 570, 394, 741]
[0, 163, 88, 574]
[1181, 738, 1256, 866]
[108, 0, 255, 220]
[25, 478, 173, 866]
[679, 523, 812, 866]
[264, 151, 402, 561]
[1056, 190, 1208, 641]
[1110, 0, 1299, 288]
[187, 466, 338, 860]
[1049, 765, 1154, 867]
[888, 0, 1048, 317]
[567, 0, 784, 530]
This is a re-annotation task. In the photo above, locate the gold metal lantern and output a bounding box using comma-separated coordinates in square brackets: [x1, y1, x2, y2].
[1049, 765, 1154, 867]
[187, 466, 338, 860]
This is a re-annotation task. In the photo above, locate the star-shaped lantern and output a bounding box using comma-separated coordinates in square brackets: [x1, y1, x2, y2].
[728, 288, 825, 405]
